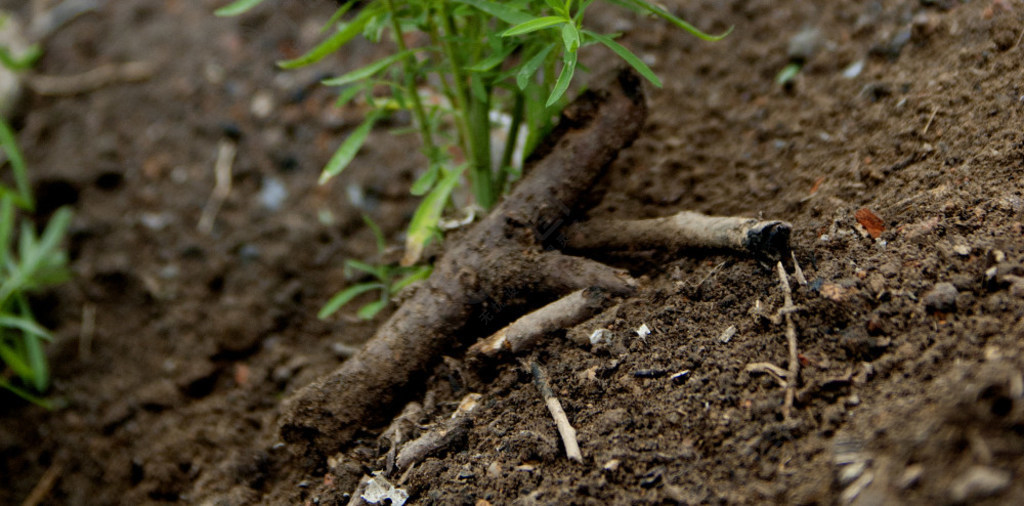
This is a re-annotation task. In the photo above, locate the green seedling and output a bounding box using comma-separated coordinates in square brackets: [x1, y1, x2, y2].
[218, 0, 729, 266]
[318, 215, 432, 320]
[0, 116, 71, 409]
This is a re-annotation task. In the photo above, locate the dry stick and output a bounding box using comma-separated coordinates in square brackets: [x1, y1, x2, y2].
[394, 393, 480, 473]
[745, 362, 790, 387]
[790, 251, 808, 286]
[529, 361, 583, 463]
[27, 61, 155, 96]
[197, 139, 236, 234]
[78, 303, 95, 360]
[20, 456, 64, 506]
[776, 261, 800, 419]
[921, 105, 939, 136]
[565, 211, 791, 259]
[468, 287, 614, 358]
[279, 69, 647, 462]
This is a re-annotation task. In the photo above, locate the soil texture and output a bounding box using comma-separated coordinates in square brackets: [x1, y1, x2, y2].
[2, 0, 1024, 504]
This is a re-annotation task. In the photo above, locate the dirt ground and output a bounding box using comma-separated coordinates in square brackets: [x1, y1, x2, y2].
[1, 0, 1024, 504]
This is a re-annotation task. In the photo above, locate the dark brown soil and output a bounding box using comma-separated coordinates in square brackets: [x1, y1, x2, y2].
[2, 0, 1024, 504]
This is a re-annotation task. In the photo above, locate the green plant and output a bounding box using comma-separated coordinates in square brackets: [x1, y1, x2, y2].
[0, 116, 71, 408]
[318, 215, 432, 320]
[218, 0, 728, 267]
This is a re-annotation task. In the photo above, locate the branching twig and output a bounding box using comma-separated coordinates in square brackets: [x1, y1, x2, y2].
[777, 261, 800, 419]
[529, 361, 582, 463]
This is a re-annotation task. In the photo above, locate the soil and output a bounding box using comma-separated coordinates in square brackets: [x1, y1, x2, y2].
[1, 0, 1023, 504]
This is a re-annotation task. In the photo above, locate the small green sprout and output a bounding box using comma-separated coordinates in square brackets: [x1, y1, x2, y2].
[318, 216, 432, 321]
[0, 116, 71, 408]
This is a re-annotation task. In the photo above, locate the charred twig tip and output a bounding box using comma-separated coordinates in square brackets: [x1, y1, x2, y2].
[744, 221, 792, 260]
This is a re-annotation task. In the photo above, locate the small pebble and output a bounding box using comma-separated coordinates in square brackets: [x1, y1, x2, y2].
[922, 282, 958, 313]
[949, 466, 1011, 502]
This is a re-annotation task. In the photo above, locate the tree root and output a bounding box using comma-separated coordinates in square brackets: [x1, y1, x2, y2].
[279, 69, 648, 463]
[277, 68, 794, 467]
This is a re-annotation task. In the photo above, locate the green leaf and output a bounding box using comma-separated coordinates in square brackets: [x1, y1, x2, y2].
[345, 259, 386, 279]
[321, 49, 418, 87]
[322, 1, 357, 32]
[390, 265, 432, 294]
[362, 214, 387, 253]
[452, 0, 532, 25]
[402, 166, 464, 266]
[319, 110, 383, 184]
[0, 377, 52, 408]
[0, 315, 53, 341]
[516, 45, 554, 90]
[546, 52, 577, 107]
[466, 43, 517, 72]
[544, 0, 566, 14]
[278, 4, 380, 69]
[606, 0, 732, 41]
[356, 298, 388, 320]
[584, 30, 661, 87]
[410, 164, 439, 196]
[0, 44, 42, 71]
[0, 341, 32, 380]
[0, 196, 14, 267]
[0, 116, 33, 210]
[334, 83, 366, 108]
[318, 282, 383, 319]
[214, 0, 267, 17]
[503, 16, 566, 37]
[561, 23, 581, 52]
[16, 297, 47, 391]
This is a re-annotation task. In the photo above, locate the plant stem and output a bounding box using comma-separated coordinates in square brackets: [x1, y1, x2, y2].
[498, 90, 525, 190]
[383, 0, 438, 165]
[438, 5, 494, 209]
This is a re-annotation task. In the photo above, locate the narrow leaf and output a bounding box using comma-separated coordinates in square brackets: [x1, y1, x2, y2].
[318, 283, 383, 319]
[0, 116, 33, 210]
[0, 377, 52, 408]
[466, 43, 517, 72]
[345, 259, 385, 279]
[516, 45, 554, 90]
[319, 110, 383, 184]
[609, 0, 732, 41]
[502, 16, 566, 37]
[390, 265, 432, 294]
[322, 1, 357, 32]
[334, 83, 366, 108]
[584, 30, 662, 87]
[452, 0, 532, 25]
[278, 5, 379, 69]
[214, 0, 267, 17]
[561, 23, 581, 52]
[0, 315, 53, 341]
[362, 214, 387, 253]
[356, 298, 388, 320]
[402, 166, 464, 266]
[546, 52, 577, 107]
[321, 50, 417, 87]
[410, 164, 439, 196]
